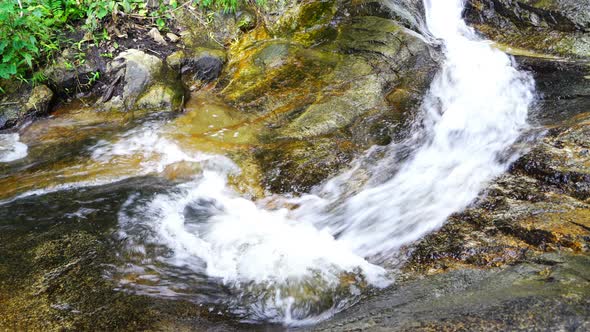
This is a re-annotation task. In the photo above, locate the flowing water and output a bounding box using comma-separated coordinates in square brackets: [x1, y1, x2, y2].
[0, 133, 27, 162]
[0, 0, 535, 326]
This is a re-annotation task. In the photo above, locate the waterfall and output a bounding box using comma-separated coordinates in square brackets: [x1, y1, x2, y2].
[115, 0, 535, 324]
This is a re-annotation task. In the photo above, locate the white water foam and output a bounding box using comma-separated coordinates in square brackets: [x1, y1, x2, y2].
[0, 133, 28, 162]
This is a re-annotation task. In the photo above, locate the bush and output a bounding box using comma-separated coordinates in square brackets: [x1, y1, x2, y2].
[0, 0, 263, 83]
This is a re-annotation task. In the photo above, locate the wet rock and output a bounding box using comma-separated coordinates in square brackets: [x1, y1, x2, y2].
[184, 48, 226, 85]
[256, 138, 358, 193]
[215, 0, 437, 194]
[516, 56, 590, 125]
[100, 49, 185, 112]
[166, 48, 226, 88]
[511, 117, 590, 201]
[0, 181, 234, 331]
[0, 84, 54, 130]
[405, 112, 590, 275]
[466, 0, 590, 58]
[269, 0, 339, 47]
[315, 254, 590, 331]
[469, 0, 590, 32]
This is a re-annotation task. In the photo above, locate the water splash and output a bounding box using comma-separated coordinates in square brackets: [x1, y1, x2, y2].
[0, 133, 28, 162]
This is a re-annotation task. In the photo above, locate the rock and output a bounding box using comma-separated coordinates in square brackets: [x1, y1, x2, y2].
[269, 0, 339, 47]
[465, 0, 590, 58]
[26, 85, 54, 115]
[182, 48, 226, 83]
[135, 84, 183, 112]
[237, 9, 257, 32]
[469, 0, 590, 32]
[512, 114, 590, 201]
[166, 48, 226, 88]
[515, 56, 590, 125]
[316, 254, 590, 331]
[165, 50, 185, 70]
[166, 32, 180, 43]
[215, 0, 437, 194]
[404, 111, 590, 275]
[0, 84, 54, 129]
[148, 27, 168, 46]
[44, 48, 102, 95]
[161, 161, 203, 181]
[101, 49, 185, 112]
[256, 138, 358, 193]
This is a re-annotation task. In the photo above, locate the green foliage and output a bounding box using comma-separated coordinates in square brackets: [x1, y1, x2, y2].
[194, 0, 265, 13]
[0, 0, 263, 83]
[0, 1, 46, 79]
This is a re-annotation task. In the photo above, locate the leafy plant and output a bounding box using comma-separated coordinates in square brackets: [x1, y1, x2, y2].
[0, 0, 265, 83]
[194, 0, 264, 13]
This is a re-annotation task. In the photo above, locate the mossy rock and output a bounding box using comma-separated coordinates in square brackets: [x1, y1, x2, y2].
[217, 4, 437, 194]
[269, 0, 338, 45]
[221, 41, 338, 110]
[100, 49, 185, 112]
[0, 84, 54, 130]
[465, 0, 590, 58]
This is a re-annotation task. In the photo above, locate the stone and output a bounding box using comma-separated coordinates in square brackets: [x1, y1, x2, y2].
[101, 49, 185, 112]
[166, 32, 180, 43]
[216, 1, 437, 195]
[148, 27, 168, 45]
[237, 9, 257, 32]
[0, 84, 54, 130]
[255, 138, 358, 193]
[181, 47, 226, 84]
[43, 48, 102, 95]
[465, 0, 590, 58]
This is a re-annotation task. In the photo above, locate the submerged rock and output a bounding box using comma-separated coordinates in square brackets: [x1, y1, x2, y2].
[256, 138, 358, 193]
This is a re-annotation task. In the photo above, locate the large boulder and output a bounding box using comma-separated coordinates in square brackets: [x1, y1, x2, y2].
[515, 57, 590, 125]
[466, 0, 590, 58]
[99, 49, 185, 112]
[215, 0, 437, 193]
[0, 84, 54, 130]
[166, 47, 226, 89]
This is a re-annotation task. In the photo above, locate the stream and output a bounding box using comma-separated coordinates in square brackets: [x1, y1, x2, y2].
[0, 0, 538, 327]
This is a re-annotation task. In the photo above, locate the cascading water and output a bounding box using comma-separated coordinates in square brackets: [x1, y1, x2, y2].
[0, 0, 536, 326]
[115, 0, 535, 325]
